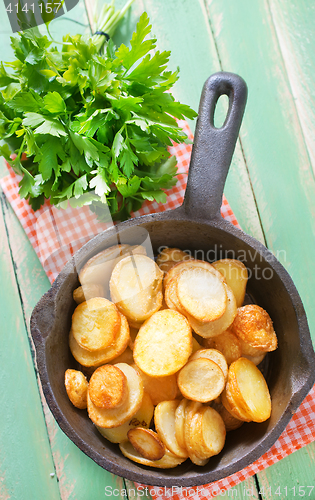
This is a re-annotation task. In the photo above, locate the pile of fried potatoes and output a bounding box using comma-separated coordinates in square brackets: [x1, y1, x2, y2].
[64, 244, 278, 469]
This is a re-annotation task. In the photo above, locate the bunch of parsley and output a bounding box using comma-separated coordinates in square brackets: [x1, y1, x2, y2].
[0, 14, 197, 220]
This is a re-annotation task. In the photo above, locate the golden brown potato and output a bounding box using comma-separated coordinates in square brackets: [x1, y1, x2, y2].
[96, 392, 154, 443]
[229, 357, 271, 422]
[238, 338, 267, 365]
[154, 400, 188, 459]
[128, 327, 139, 350]
[242, 352, 266, 366]
[192, 406, 226, 459]
[164, 259, 225, 289]
[110, 254, 163, 323]
[178, 358, 225, 403]
[164, 276, 187, 314]
[79, 244, 130, 286]
[132, 365, 178, 406]
[190, 348, 228, 381]
[69, 313, 130, 367]
[119, 440, 186, 468]
[187, 283, 237, 338]
[231, 305, 277, 352]
[88, 365, 128, 409]
[191, 336, 202, 354]
[204, 329, 242, 365]
[127, 318, 144, 330]
[184, 401, 209, 466]
[128, 428, 165, 461]
[175, 399, 189, 452]
[156, 247, 191, 273]
[65, 369, 88, 409]
[87, 363, 143, 428]
[176, 267, 227, 322]
[72, 297, 120, 351]
[239, 337, 265, 357]
[111, 347, 134, 365]
[73, 284, 104, 304]
[79, 244, 146, 294]
[211, 401, 244, 432]
[212, 259, 248, 307]
[133, 309, 192, 377]
[221, 383, 251, 422]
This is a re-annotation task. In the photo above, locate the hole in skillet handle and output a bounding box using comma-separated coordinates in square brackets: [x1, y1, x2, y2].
[183, 72, 247, 221]
[213, 94, 230, 129]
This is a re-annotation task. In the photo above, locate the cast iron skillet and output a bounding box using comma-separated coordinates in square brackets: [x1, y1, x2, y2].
[31, 72, 315, 487]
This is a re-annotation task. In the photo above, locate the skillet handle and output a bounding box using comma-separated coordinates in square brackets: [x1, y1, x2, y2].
[182, 72, 247, 220]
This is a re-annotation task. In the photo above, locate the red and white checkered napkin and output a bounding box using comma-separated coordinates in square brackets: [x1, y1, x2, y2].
[1, 120, 315, 499]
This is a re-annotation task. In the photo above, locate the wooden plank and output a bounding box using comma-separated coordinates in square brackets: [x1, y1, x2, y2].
[0, 193, 61, 500]
[0, 179, 127, 500]
[111, 0, 265, 242]
[269, 0, 315, 174]
[204, 0, 315, 498]
[204, 0, 315, 337]
[0, 1, 127, 497]
[256, 442, 315, 499]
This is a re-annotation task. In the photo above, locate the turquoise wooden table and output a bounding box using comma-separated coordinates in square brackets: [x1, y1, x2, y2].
[1, 0, 315, 498]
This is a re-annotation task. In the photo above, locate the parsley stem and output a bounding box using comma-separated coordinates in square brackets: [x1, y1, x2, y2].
[92, 0, 135, 52]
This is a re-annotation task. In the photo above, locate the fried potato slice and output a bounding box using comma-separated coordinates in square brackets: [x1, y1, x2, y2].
[164, 259, 225, 289]
[175, 399, 189, 451]
[211, 401, 244, 432]
[111, 346, 134, 365]
[239, 337, 265, 357]
[79, 244, 130, 286]
[229, 357, 271, 422]
[97, 392, 154, 443]
[134, 309, 192, 377]
[133, 365, 178, 406]
[128, 327, 139, 350]
[243, 352, 266, 366]
[192, 336, 202, 354]
[177, 268, 227, 322]
[231, 305, 277, 352]
[178, 358, 225, 402]
[221, 383, 251, 422]
[154, 400, 189, 458]
[190, 348, 228, 381]
[72, 297, 120, 351]
[119, 440, 186, 468]
[212, 259, 248, 307]
[194, 406, 226, 458]
[188, 284, 237, 338]
[156, 247, 191, 273]
[73, 284, 104, 304]
[110, 254, 163, 323]
[128, 318, 145, 329]
[239, 338, 267, 365]
[79, 244, 146, 290]
[87, 363, 143, 428]
[65, 369, 88, 409]
[88, 365, 128, 409]
[184, 401, 209, 466]
[204, 328, 242, 365]
[69, 313, 130, 367]
[164, 277, 187, 314]
[128, 428, 165, 461]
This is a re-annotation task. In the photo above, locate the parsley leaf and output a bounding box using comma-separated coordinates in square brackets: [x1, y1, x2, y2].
[0, 14, 197, 220]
